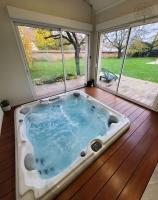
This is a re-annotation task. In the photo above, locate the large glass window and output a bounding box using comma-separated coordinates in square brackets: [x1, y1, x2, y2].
[62, 31, 88, 91]
[16, 24, 89, 99]
[97, 21, 158, 108]
[119, 22, 158, 106]
[97, 29, 129, 92]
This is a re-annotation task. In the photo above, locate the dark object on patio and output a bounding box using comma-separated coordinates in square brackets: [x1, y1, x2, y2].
[99, 68, 118, 83]
[86, 79, 95, 87]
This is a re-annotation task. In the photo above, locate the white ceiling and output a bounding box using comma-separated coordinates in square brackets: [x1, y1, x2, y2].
[87, 0, 127, 13]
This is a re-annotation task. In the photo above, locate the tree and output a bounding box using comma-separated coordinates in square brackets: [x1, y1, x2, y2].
[127, 38, 147, 56]
[103, 24, 158, 58]
[103, 30, 129, 58]
[45, 32, 86, 76]
[143, 33, 158, 54]
[103, 27, 149, 58]
[34, 29, 61, 50]
[18, 26, 32, 66]
[127, 30, 158, 57]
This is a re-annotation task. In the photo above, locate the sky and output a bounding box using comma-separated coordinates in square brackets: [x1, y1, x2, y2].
[102, 21, 158, 51]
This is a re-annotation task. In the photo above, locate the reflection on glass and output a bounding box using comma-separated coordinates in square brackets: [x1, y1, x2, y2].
[97, 29, 129, 92]
[118, 22, 158, 106]
[62, 31, 88, 91]
[18, 25, 66, 98]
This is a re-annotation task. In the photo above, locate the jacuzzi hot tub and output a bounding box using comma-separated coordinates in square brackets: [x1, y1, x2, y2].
[15, 91, 130, 200]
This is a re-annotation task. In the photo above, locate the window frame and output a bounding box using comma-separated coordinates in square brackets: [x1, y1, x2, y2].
[13, 21, 91, 99]
[96, 20, 158, 111]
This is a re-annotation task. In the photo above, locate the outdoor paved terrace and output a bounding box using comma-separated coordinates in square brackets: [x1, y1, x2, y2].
[35, 75, 158, 107]
[98, 75, 158, 107]
[35, 76, 86, 98]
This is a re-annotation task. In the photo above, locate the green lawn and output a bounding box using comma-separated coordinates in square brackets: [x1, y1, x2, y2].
[101, 57, 158, 83]
[30, 58, 85, 80]
[29, 57, 158, 83]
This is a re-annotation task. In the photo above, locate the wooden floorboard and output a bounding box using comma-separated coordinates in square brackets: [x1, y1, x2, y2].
[69, 118, 155, 200]
[94, 127, 157, 200]
[0, 87, 158, 200]
[118, 138, 158, 200]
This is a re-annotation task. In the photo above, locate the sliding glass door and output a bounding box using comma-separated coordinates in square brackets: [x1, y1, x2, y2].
[97, 29, 129, 92]
[16, 24, 89, 99]
[61, 31, 88, 91]
[97, 21, 158, 109]
[118, 22, 158, 107]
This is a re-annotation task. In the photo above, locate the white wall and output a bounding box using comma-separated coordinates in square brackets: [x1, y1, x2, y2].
[95, 0, 158, 24]
[0, 0, 91, 106]
[0, 3, 34, 106]
[96, 3, 158, 31]
[4, 0, 91, 23]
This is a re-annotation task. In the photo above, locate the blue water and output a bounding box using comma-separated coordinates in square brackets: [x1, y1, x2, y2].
[25, 94, 109, 179]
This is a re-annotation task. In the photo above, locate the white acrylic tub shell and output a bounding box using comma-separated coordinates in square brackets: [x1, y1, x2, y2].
[15, 90, 130, 200]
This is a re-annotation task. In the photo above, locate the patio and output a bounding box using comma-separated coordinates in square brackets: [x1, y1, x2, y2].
[98, 75, 158, 107]
[35, 75, 158, 107]
[34, 76, 85, 98]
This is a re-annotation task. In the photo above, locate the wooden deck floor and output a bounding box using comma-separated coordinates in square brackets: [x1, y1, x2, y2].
[0, 87, 158, 200]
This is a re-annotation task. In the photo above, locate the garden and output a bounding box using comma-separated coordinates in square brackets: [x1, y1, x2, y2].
[29, 56, 158, 85]
[102, 57, 158, 83]
[19, 24, 158, 86]
[29, 58, 85, 85]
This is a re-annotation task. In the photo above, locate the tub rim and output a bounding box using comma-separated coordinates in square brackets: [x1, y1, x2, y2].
[14, 90, 130, 200]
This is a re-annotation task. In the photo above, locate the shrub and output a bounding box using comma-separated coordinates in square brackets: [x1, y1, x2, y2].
[43, 78, 56, 84]
[66, 73, 75, 80]
[0, 100, 10, 107]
